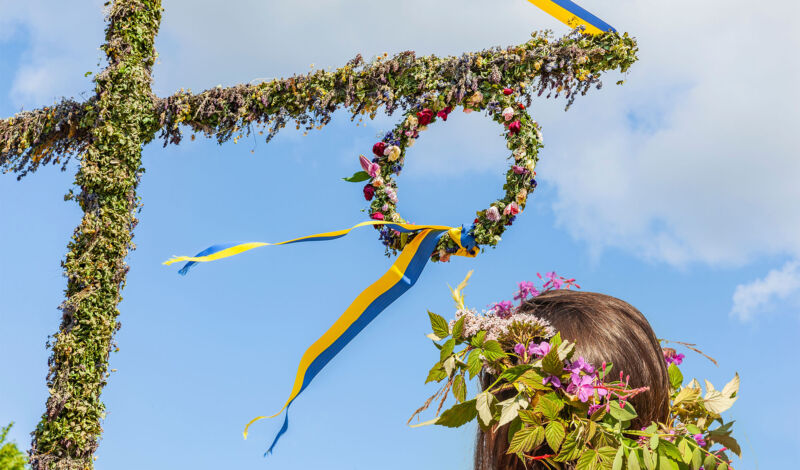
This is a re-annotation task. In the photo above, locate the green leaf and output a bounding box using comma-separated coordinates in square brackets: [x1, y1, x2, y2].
[482, 340, 507, 361]
[673, 386, 701, 406]
[556, 430, 583, 462]
[542, 349, 564, 376]
[686, 424, 702, 435]
[598, 447, 618, 469]
[545, 421, 566, 451]
[612, 447, 625, 470]
[649, 435, 659, 450]
[658, 455, 680, 470]
[517, 370, 550, 391]
[499, 364, 532, 383]
[667, 364, 683, 389]
[717, 463, 728, 470]
[518, 409, 539, 425]
[497, 394, 528, 427]
[642, 448, 655, 470]
[691, 448, 702, 470]
[676, 437, 693, 464]
[550, 332, 563, 349]
[470, 330, 487, 348]
[439, 338, 455, 361]
[702, 453, 717, 470]
[453, 374, 467, 403]
[342, 170, 370, 182]
[434, 399, 477, 428]
[467, 349, 482, 379]
[507, 417, 523, 444]
[535, 393, 564, 419]
[443, 356, 456, 376]
[608, 401, 637, 422]
[576, 449, 599, 470]
[508, 426, 545, 454]
[425, 363, 447, 383]
[708, 433, 742, 458]
[476, 391, 496, 427]
[428, 311, 450, 339]
[452, 316, 465, 341]
[627, 449, 641, 470]
[659, 440, 683, 462]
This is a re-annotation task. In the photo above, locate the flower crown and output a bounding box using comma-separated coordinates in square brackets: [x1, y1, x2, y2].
[410, 272, 741, 470]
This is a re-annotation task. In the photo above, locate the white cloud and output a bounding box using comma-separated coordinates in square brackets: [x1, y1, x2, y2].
[731, 260, 800, 321]
[0, 0, 104, 108]
[3, 0, 799, 268]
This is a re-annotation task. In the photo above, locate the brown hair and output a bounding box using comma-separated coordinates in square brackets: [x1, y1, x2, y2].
[474, 290, 670, 470]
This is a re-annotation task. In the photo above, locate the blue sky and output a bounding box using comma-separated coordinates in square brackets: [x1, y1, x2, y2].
[1, 1, 799, 468]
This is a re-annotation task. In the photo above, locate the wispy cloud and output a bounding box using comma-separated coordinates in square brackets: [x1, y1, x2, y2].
[731, 260, 800, 321]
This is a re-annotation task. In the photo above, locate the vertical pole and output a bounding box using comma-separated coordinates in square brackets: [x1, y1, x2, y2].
[29, 2, 162, 468]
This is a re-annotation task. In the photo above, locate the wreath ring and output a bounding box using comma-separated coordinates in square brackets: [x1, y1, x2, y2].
[348, 85, 544, 262]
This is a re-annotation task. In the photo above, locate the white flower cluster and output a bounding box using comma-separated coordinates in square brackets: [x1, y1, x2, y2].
[449, 308, 555, 341]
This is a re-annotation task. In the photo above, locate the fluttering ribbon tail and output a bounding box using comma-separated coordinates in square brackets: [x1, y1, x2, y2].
[165, 221, 477, 454]
[163, 221, 477, 275]
[526, 0, 616, 34]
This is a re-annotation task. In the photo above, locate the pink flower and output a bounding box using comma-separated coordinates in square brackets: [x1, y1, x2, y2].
[417, 108, 434, 126]
[528, 341, 551, 357]
[385, 186, 398, 203]
[502, 106, 515, 121]
[512, 165, 527, 175]
[503, 88, 513, 95]
[363, 184, 375, 200]
[371, 212, 385, 221]
[503, 202, 520, 216]
[359, 155, 380, 178]
[508, 120, 522, 135]
[491, 300, 514, 318]
[486, 206, 501, 222]
[372, 142, 386, 157]
[567, 375, 597, 402]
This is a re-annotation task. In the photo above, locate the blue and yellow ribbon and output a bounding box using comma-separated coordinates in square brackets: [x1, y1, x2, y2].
[527, 0, 616, 34]
[164, 221, 477, 454]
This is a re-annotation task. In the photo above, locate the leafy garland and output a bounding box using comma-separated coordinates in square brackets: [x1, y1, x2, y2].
[347, 85, 540, 261]
[413, 275, 741, 470]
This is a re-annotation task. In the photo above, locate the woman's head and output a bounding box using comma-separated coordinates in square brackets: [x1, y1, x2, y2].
[475, 289, 669, 470]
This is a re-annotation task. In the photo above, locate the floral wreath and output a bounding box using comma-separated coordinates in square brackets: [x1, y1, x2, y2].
[410, 272, 741, 470]
[345, 85, 542, 262]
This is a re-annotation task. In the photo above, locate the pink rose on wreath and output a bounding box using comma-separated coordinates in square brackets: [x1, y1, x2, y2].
[502, 106, 515, 121]
[508, 120, 522, 135]
[372, 142, 386, 157]
[363, 184, 375, 201]
[486, 206, 501, 222]
[436, 107, 453, 121]
[417, 108, 434, 126]
[371, 212, 385, 221]
[359, 155, 380, 178]
[504, 202, 520, 216]
[512, 165, 527, 175]
[385, 186, 398, 203]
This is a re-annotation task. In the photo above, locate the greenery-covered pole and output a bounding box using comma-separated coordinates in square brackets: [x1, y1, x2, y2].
[27, 2, 162, 469]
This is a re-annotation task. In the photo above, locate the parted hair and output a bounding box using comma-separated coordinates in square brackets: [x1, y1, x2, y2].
[474, 290, 670, 470]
